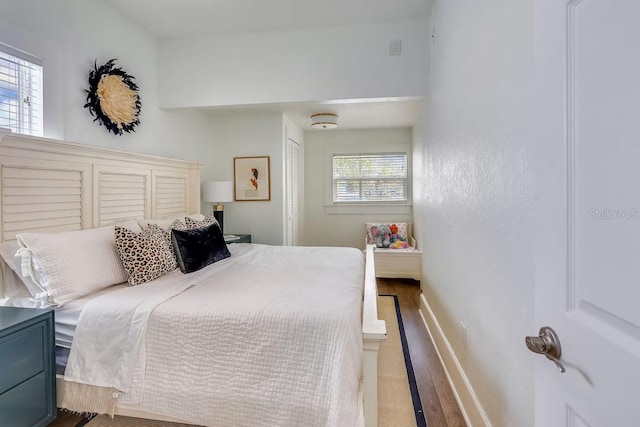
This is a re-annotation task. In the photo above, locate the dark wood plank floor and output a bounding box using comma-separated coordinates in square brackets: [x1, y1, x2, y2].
[48, 410, 92, 427]
[50, 278, 466, 427]
[378, 278, 467, 427]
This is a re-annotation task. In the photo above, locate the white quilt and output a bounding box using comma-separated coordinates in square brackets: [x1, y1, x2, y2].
[64, 244, 365, 427]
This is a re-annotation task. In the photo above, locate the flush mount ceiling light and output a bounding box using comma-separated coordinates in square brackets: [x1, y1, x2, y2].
[310, 113, 339, 129]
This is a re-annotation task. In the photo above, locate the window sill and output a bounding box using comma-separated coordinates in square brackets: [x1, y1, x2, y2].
[324, 204, 412, 215]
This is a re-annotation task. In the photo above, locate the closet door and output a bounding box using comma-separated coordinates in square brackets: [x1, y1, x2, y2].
[285, 138, 301, 246]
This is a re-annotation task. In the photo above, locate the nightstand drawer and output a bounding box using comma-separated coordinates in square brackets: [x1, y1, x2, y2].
[0, 323, 45, 394]
[0, 372, 49, 427]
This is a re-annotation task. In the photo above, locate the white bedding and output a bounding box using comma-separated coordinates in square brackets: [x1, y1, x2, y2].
[55, 284, 128, 348]
[63, 243, 365, 427]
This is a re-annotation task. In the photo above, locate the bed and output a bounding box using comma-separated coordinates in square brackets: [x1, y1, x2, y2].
[0, 132, 387, 427]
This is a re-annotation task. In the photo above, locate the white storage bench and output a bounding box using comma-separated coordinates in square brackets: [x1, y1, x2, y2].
[365, 222, 423, 281]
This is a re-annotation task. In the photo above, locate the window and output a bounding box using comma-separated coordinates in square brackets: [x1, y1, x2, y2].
[0, 44, 43, 136]
[332, 153, 408, 203]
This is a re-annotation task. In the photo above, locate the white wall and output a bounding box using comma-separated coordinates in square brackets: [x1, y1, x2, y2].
[304, 128, 413, 249]
[207, 112, 285, 245]
[159, 20, 429, 108]
[414, 1, 535, 426]
[0, 0, 213, 171]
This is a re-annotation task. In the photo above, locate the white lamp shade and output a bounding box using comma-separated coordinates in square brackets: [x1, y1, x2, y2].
[202, 181, 234, 203]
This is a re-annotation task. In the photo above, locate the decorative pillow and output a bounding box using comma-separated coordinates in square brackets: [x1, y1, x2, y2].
[169, 219, 188, 231]
[171, 223, 230, 274]
[115, 224, 178, 286]
[137, 213, 205, 230]
[184, 213, 218, 229]
[151, 219, 187, 253]
[115, 219, 144, 233]
[16, 226, 129, 306]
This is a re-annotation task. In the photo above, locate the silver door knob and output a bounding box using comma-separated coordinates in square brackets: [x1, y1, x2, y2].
[525, 326, 566, 373]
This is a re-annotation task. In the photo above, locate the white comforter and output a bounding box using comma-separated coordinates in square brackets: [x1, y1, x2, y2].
[64, 244, 365, 427]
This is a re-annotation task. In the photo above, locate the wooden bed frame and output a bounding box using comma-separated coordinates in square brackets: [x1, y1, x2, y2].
[0, 132, 387, 427]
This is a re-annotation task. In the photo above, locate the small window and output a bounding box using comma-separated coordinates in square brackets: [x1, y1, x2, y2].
[332, 153, 408, 203]
[0, 45, 43, 136]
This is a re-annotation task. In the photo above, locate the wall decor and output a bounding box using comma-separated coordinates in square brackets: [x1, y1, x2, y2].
[234, 156, 271, 201]
[84, 59, 141, 135]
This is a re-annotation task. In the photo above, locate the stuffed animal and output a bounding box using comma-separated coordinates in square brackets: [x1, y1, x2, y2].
[371, 224, 391, 248]
[389, 239, 408, 249]
[389, 223, 399, 242]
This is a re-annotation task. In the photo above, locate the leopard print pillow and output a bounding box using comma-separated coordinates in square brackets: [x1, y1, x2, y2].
[153, 220, 187, 264]
[115, 225, 178, 286]
[184, 213, 218, 229]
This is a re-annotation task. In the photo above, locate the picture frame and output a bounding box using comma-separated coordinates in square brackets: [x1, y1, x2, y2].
[233, 156, 271, 201]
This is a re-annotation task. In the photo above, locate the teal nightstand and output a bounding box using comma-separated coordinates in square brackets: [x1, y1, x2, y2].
[225, 234, 251, 244]
[0, 307, 56, 427]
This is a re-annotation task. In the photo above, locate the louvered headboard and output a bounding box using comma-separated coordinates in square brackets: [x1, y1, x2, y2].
[0, 132, 202, 242]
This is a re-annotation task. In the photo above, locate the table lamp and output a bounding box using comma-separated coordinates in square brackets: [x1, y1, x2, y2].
[202, 180, 233, 234]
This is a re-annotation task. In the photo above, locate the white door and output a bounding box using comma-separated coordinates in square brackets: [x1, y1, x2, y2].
[533, 0, 640, 425]
[286, 138, 301, 246]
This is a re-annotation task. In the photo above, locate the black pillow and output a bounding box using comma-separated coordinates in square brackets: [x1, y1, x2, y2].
[171, 222, 231, 274]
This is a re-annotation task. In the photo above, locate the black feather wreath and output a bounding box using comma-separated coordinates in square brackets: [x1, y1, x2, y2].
[84, 59, 141, 136]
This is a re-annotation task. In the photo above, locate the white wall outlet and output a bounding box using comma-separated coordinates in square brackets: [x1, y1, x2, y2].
[389, 39, 402, 56]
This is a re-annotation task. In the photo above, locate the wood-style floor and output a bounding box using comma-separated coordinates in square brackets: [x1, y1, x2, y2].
[50, 278, 466, 427]
[377, 278, 467, 427]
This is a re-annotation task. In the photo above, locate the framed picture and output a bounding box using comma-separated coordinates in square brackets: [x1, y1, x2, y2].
[234, 156, 271, 201]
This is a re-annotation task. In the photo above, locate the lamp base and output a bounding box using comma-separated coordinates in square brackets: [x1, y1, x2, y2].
[213, 209, 224, 234]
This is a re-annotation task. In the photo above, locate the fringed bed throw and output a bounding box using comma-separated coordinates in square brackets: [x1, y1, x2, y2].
[60, 380, 118, 417]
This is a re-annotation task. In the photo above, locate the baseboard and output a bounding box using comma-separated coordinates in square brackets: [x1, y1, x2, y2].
[419, 294, 493, 427]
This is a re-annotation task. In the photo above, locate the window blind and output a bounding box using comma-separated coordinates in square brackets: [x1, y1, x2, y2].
[333, 153, 408, 202]
[0, 45, 43, 136]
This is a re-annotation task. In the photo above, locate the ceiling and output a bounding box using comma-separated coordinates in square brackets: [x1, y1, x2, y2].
[102, 0, 432, 39]
[205, 98, 424, 131]
[102, 0, 430, 130]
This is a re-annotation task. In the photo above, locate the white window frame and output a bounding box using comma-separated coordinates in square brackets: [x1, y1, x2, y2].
[324, 143, 412, 215]
[0, 42, 43, 136]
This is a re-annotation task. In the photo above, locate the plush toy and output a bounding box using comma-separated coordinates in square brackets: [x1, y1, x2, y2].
[371, 224, 391, 248]
[389, 223, 399, 242]
[389, 239, 408, 249]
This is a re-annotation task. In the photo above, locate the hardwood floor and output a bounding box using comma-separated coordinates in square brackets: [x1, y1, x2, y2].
[50, 278, 466, 427]
[378, 278, 467, 427]
[48, 410, 92, 427]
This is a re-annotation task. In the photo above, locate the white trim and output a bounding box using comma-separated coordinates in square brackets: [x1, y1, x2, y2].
[419, 293, 493, 427]
[362, 245, 387, 427]
[0, 132, 201, 168]
[324, 143, 412, 212]
[324, 203, 412, 215]
[0, 41, 42, 66]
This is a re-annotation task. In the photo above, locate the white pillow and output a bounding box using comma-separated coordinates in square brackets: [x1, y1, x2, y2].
[115, 219, 144, 233]
[137, 213, 205, 230]
[0, 241, 44, 308]
[0, 241, 48, 305]
[16, 225, 129, 306]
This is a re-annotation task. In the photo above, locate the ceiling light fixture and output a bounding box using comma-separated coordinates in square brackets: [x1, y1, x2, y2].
[310, 113, 339, 129]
